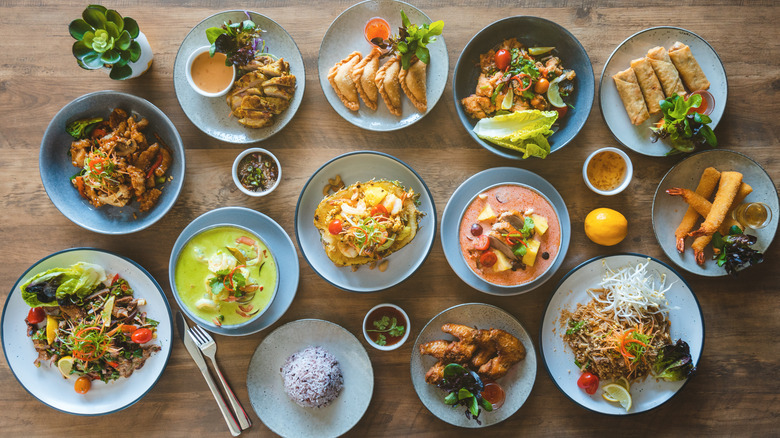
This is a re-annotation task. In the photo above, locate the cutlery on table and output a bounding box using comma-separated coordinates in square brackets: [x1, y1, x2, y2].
[175, 311, 242, 437]
[189, 324, 252, 430]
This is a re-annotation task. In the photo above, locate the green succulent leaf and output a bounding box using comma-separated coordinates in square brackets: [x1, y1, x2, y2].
[100, 49, 121, 64]
[81, 52, 105, 69]
[110, 63, 133, 80]
[106, 9, 124, 32]
[87, 4, 108, 14]
[69, 19, 94, 40]
[82, 7, 107, 30]
[104, 21, 120, 39]
[90, 30, 114, 53]
[116, 31, 131, 50]
[123, 17, 139, 39]
[128, 41, 141, 62]
[115, 50, 130, 67]
[83, 31, 95, 49]
[72, 41, 94, 60]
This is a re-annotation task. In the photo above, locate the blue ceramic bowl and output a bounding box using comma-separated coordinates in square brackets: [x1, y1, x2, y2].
[453, 16, 595, 160]
[39, 91, 185, 234]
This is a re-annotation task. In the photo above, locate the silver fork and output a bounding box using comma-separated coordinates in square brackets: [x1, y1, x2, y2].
[189, 325, 252, 430]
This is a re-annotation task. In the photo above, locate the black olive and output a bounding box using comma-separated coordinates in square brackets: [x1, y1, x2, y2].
[470, 223, 483, 236]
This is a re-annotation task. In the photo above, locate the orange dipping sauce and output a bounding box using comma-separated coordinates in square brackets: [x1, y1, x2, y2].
[365, 17, 390, 45]
[586, 151, 626, 191]
[190, 51, 234, 94]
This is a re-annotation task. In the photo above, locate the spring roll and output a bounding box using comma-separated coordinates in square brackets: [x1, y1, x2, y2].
[647, 46, 686, 97]
[669, 41, 710, 91]
[630, 57, 665, 114]
[613, 68, 649, 125]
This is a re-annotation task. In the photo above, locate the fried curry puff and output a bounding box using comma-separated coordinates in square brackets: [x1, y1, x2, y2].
[314, 180, 423, 266]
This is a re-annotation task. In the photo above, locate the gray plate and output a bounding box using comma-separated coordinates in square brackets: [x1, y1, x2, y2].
[441, 167, 570, 295]
[410, 303, 537, 428]
[540, 254, 704, 415]
[652, 149, 778, 276]
[40, 91, 185, 234]
[294, 151, 436, 292]
[247, 319, 373, 438]
[452, 16, 594, 160]
[168, 207, 299, 335]
[317, 0, 448, 131]
[173, 10, 305, 143]
[600, 27, 727, 156]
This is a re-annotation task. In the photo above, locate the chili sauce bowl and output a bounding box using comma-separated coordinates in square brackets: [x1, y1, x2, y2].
[232, 148, 282, 197]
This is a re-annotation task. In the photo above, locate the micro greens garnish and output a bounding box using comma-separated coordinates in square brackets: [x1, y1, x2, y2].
[371, 10, 443, 70]
[205, 11, 266, 66]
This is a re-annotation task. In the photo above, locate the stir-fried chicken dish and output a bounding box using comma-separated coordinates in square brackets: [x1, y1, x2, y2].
[227, 55, 297, 128]
[420, 323, 525, 385]
[68, 108, 172, 212]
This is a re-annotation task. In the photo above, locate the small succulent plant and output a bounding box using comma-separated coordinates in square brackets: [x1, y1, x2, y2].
[69, 5, 142, 80]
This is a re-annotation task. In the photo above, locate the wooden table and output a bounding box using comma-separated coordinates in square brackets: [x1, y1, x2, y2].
[1, 1, 778, 436]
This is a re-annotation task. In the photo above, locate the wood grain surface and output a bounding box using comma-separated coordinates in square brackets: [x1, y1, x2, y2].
[1, 1, 778, 436]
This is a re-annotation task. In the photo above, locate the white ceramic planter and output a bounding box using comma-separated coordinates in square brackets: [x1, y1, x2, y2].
[102, 31, 154, 79]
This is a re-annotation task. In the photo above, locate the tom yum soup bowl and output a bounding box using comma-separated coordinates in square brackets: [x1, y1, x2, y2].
[582, 147, 633, 196]
[186, 45, 236, 97]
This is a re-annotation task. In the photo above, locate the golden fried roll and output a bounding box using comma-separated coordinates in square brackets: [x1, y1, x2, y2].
[613, 68, 650, 125]
[691, 182, 753, 265]
[646, 46, 686, 97]
[376, 55, 403, 116]
[630, 57, 665, 114]
[399, 58, 427, 112]
[669, 41, 710, 92]
[689, 171, 743, 238]
[328, 51, 362, 111]
[350, 47, 381, 110]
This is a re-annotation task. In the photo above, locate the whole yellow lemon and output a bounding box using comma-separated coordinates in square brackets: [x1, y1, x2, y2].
[584, 208, 628, 246]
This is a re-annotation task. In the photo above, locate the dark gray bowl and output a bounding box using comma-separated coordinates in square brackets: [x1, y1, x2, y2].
[453, 16, 595, 160]
[40, 91, 185, 234]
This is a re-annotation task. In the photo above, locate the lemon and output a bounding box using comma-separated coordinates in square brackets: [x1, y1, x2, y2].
[602, 383, 632, 412]
[601, 378, 630, 402]
[46, 315, 58, 345]
[584, 208, 628, 246]
[57, 356, 75, 379]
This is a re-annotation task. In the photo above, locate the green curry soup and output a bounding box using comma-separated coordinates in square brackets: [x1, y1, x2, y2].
[175, 226, 277, 326]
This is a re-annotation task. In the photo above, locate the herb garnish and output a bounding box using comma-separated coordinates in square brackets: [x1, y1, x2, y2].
[371, 11, 444, 70]
[206, 12, 266, 66]
[566, 319, 586, 335]
[650, 94, 717, 154]
[367, 315, 405, 346]
[711, 226, 764, 276]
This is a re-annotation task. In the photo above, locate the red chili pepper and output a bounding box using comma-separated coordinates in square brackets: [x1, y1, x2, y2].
[110, 273, 120, 285]
[146, 153, 164, 179]
[107, 361, 119, 368]
[512, 73, 533, 92]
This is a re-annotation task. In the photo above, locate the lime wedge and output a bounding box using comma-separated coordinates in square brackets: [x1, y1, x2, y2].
[602, 383, 632, 412]
[547, 75, 566, 108]
[501, 88, 514, 110]
[529, 47, 554, 56]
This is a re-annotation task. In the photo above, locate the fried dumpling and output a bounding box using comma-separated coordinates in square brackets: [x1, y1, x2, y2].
[350, 47, 381, 111]
[375, 55, 402, 116]
[399, 58, 427, 112]
[328, 51, 362, 111]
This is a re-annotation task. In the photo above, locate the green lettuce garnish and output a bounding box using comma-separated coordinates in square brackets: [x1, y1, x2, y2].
[21, 262, 106, 307]
[473, 110, 558, 159]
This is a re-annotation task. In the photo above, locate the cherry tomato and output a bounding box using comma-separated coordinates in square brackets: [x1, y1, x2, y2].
[370, 204, 388, 217]
[120, 324, 137, 333]
[131, 328, 153, 344]
[553, 105, 568, 118]
[27, 307, 45, 324]
[74, 376, 91, 394]
[577, 372, 599, 395]
[474, 235, 490, 251]
[494, 49, 511, 70]
[479, 251, 498, 267]
[534, 78, 550, 94]
[328, 219, 343, 235]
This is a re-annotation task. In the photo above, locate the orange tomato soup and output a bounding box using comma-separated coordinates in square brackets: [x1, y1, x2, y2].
[190, 51, 233, 93]
[459, 184, 561, 286]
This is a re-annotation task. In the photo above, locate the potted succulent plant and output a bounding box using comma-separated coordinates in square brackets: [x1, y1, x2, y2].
[69, 5, 153, 80]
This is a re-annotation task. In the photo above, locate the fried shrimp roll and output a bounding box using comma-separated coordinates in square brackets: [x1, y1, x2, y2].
[688, 171, 743, 238]
[672, 167, 720, 252]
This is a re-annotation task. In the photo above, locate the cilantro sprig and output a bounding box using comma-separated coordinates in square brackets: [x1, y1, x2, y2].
[371, 10, 444, 70]
[367, 316, 405, 346]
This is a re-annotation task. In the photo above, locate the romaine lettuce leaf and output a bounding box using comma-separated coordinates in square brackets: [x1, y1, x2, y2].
[21, 262, 106, 307]
[473, 110, 557, 159]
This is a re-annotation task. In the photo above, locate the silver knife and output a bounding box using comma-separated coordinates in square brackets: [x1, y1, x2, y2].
[176, 311, 242, 436]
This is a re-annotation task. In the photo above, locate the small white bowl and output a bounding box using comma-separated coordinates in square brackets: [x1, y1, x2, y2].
[362, 303, 411, 351]
[185, 45, 236, 98]
[232, 148, 282, 197]
[582, 147, 633, 196]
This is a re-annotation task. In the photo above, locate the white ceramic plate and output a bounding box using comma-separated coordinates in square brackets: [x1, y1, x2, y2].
[1, 248, 173, 415]
[247, 319, 373, 438]
[540, 254, 704, 415]
[295, 151, 436, 292]
[440, 167, 571, 295]
[318, 0, 448, 131]
[652, 149, 778, 276]
[410, 303, 537, 427]
[600, 27, 727, 156]
[168, 207, 299, 335]
[173, 10, 305, 143]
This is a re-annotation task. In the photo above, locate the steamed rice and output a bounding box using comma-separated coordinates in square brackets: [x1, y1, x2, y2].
[281, 346, 343, 408]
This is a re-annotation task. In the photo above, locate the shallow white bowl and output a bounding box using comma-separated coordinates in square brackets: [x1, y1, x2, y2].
[185, 45, 236, 98]
[582, 147, 633, 196]
[232, 148, 282, 197]
[362, 303, 411, 351]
